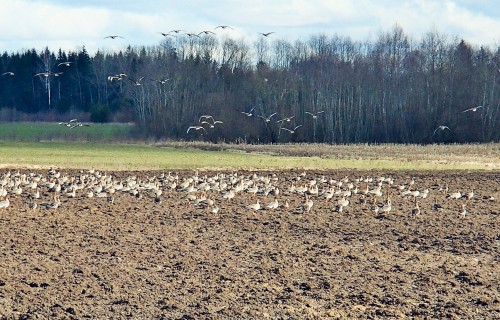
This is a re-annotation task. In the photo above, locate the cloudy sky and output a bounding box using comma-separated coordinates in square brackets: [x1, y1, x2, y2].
[0, 0, 499, 54]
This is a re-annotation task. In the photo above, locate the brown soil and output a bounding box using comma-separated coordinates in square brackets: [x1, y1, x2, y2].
[0, 169, 499, 319]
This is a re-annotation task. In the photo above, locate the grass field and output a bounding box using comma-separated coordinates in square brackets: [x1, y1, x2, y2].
[0, 122, 136, 142]
[0, 141, 498, 171]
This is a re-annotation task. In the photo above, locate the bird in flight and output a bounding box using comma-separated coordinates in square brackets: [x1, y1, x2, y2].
[257, 112, 277, 123]
[201, 117, 223, 128]
[215, 25, 233, 30]
[169, 29, 184, 34]
[104, 35, 123, 39]
[462, 105, 484, 113]
[129, 76, 145, 86]
[58, 119, 78, 127]
[305, 110, 325, 119]
[57, 62, 73, 67]
[34, 72, 62, 77]
[241, 107, 255, 117]
[108, 73, 127, 82]
[433, 125, 450, 136]
[198, 30, 216, 36]
[280, 125, 303, 134]
[33, 72, 51, 77]
[158, 32, 176, 37]
[276, 115, 295, 123]
[153, 78, 171, 84]
[186, 33, 201, 38]
[187, 126, 206, 134]
[259, 32, 274, 37]
[1, 71, 14, 76]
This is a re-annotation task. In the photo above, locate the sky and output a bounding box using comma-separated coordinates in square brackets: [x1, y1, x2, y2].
[0, 0, 499, 54]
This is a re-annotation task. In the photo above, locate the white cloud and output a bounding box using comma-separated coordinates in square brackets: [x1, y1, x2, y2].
[0, 0, 498, 54]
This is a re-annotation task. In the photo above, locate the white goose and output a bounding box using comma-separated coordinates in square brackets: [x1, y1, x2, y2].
[247, 200, 261, 212]
[0, 197, 10, 209]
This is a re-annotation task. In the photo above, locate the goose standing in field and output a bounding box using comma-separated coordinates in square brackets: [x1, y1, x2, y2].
[448, 191, 462, 199]
[247, 199, 261, 212]
[411, 198, 421, 217]
[266, 198, 279, 210]
[41, 194, 61, 209]
[466, 189, 474, 200]
[222, 190, 235, 201]
[0, 196, 10, 209]
[301, 194, 314, 213]
[211, 205, 220, 214]
[28, 200, 37, 211]
[336, 196, 349, 212]
[459, 203, 468, 218]
[380, 198, 392, 214]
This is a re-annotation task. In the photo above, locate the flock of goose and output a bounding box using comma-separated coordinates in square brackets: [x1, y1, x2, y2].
[0, 168, 492, 219]
[186, 107, 325, 137]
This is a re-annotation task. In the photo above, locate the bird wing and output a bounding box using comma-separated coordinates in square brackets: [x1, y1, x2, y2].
[294, 125, 303, 130]
[305, 112, 313, 116]
[280, 127, 292, 132]
[199, 115, 214, 122]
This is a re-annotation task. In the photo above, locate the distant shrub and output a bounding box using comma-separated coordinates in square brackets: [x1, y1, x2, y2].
[90, 104, 110, 123]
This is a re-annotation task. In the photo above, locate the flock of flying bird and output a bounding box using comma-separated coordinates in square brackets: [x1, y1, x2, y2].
[0, 168, 492, 220]
[186, 107, 326, 137]
[0, 25, 489, 137]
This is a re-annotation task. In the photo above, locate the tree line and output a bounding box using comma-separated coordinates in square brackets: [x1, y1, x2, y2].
[0, 25, 499, 143]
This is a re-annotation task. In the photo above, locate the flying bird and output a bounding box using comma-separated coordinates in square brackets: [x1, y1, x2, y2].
[257, 112, 277, 123]
[280, 125, 303, 134]
[215, 25, 233, 30]
[462, 105, 484, 113]
[129, 76, 145, 86]
[187, 126, 206, 134]
[1, 71, 14, 76]
[241, 107, 255, 117]
[186, 33, 201, 38]
[169, 29, 184, 34]
[104, 35, 123, 39]
[259, 32, 274, 37]
[57, 62, 73, 67]
[198, 30, 216, 36]
[158, 32, 176, 37]
[276, 115, 295, 123]
[153, 78, 171, 84]
[433, 125, 450, 136]
[305, 110, 325, 119]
